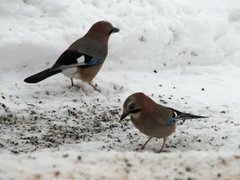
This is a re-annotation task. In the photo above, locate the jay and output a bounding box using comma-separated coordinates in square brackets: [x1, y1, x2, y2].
[24, 21, 119, 92]
[120, 92, 208, 153]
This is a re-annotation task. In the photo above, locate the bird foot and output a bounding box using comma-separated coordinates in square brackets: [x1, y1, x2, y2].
[68, 84, 81, 89]
[140, 145, 146, 150]
[140, 137, 153, 150]
[89, 83, 101, 93]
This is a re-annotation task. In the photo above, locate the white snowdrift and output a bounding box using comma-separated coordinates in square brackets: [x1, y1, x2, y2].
[0, 151, 239, 179]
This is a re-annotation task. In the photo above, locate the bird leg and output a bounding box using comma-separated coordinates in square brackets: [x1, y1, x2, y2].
[141, 137, 153, 150]
[69, 78, 80, 88]
[88, 82, 101, 92]
[157, 137, 167, 153]
[70, 78, 75, 86]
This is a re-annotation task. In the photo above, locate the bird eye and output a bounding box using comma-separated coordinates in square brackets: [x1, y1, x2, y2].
[128, 103, 135, 111]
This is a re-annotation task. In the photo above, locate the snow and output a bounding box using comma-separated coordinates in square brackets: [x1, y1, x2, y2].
[0, 0, 240, 179]
[0, 151, 239, 179]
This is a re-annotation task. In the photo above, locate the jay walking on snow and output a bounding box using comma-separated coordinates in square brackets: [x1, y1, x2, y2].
[120, 92, 207, 153]
[24, 21, 119, 92]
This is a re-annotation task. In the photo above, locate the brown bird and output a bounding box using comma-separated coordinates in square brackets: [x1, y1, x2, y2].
[120, 92, 208, 153]
[24, 21, 119, 92]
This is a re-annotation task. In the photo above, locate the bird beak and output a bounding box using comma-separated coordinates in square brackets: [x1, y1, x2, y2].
[120, 112, 129, 120]
[111, 26, 120, 33]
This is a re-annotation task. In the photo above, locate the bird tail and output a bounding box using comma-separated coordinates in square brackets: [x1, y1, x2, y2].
[171, 108, 208, 122]
[24, 68, 62, 83]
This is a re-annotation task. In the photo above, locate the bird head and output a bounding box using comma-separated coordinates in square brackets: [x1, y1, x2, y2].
[87, 21, 119, 39]
[120, 92, 147, 120]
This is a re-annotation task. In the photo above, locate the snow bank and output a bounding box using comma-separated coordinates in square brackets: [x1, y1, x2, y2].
[0, 151, 239, 179]
[1, 0, 240, 72]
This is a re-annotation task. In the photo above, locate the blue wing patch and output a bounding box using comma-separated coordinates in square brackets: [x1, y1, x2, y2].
[165, 118, 176, 126]
[87, 57, 102, 65]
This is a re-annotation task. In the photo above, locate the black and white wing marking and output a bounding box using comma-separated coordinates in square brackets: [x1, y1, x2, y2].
[52, 50, 102, 70]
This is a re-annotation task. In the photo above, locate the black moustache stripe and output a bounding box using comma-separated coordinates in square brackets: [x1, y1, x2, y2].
[130, 109, 141, 114]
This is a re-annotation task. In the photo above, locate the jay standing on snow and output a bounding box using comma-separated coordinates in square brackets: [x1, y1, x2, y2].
[120, 92, 207, 153]
[24, 21, 119, 92]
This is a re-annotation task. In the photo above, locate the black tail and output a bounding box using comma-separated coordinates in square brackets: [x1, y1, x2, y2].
[24, 68, 62, 83]
[171, 108, 208, 122]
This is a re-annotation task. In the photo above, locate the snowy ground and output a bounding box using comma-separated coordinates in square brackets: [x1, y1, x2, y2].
[0, 0, 240, 179]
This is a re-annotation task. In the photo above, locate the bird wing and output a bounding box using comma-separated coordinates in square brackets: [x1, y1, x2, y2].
[171, 108, 208, 119]
[164, 118, 177, 126]
[24, 50, 102, 84]
[156, 104, 207, 127]
[52, 50, 102, 70]
[169, 108, 208, 124]
[156, 104, 176, 126]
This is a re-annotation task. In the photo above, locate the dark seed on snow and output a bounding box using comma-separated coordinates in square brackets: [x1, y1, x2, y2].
[185, 166, 191, 172]
[77, 155, 82, 161]
[62, 154, 69, 158]
[54, 171, 60, 177]
[11, 150, 19, 154]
